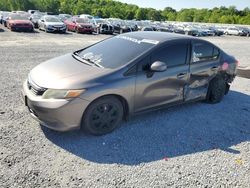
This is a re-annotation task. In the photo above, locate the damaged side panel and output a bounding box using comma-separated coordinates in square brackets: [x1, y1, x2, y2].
[185, 60, 220, 101]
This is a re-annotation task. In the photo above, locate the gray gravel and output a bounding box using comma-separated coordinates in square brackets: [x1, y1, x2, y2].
[0, 26, 250, 188]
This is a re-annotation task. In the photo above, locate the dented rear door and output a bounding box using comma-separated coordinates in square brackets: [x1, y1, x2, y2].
[185, 40, 221, 101]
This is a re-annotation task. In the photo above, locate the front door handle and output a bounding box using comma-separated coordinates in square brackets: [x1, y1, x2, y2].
[177, 73, 187, 79]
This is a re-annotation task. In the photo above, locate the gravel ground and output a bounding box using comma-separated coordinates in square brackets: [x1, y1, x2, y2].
[0, 26, 250, 188]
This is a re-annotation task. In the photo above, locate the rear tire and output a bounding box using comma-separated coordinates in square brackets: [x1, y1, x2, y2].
[206, 77, 226, 104]
[82, 96, 123, 135]
[75, 27, 79, 33]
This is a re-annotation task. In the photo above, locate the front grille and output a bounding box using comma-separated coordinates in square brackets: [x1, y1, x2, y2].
[53, 26, 62, 29]
[16, 23, 30, 27]
[27, 79, 46, 96]
[102, 24, 108, 29]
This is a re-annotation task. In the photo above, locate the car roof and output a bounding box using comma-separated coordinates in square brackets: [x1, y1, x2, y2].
[123, 31, 195, 43]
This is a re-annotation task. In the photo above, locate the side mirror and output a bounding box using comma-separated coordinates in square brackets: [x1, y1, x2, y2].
[150, 61, 167, 72]
[73, 21, 76, 23]
[41, 19, 44, 22]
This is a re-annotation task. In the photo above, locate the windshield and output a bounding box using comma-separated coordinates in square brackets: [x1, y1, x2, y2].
[2, 12, 10, 17]
[95, 19, 106, 24]
[62, 15, 71, 19]
[45, 17, 61, 22]
[76, 18, 89, 23]
[32, 15, 41, 19]
[77, 35, 158, 69]
[10, 14, 29, 20]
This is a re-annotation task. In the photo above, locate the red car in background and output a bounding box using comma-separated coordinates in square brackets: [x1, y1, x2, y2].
[64, 17, 94, 34]
[6, 13, 34, 32]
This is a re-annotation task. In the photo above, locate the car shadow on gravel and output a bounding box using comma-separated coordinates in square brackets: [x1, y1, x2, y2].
[42, 90, 250, 165]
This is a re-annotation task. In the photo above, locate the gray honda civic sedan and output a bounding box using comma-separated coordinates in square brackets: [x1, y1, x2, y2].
[23, 32, 238, 135]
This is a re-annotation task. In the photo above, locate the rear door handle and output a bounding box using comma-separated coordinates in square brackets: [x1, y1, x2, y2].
[177, 73, 187, 79]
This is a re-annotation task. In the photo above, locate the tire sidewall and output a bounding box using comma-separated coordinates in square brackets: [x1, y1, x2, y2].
[82, 96, 123, 135]
[206, 76, 226, 104]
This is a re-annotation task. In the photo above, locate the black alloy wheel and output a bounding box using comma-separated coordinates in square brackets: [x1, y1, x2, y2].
[83, 96, 123, 135]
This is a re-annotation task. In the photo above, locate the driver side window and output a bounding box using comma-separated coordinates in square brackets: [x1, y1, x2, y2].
[151, 42, 188, 68]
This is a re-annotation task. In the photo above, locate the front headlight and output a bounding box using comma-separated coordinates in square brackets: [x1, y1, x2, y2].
[42, 89, 86, 99]
[77, 24, 82, 28]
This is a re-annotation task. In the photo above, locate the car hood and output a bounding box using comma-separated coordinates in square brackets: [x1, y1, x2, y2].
[45, 22, 64, 26]
[9, 20, 32, 24]
[32, 18, 39, 22]
[100, 23, 113, 26]
[29, 53, 109, 89]
[77, 23, 92, 27]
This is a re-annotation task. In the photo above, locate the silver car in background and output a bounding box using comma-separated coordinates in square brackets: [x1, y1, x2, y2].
[38, 15, 66, 33]
[23, 32, 237, 135]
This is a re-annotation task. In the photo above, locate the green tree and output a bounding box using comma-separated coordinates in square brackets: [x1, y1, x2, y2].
[177, 9, 194, 22]
[135, 8, 147, 20]
[147, 9, 162, 21]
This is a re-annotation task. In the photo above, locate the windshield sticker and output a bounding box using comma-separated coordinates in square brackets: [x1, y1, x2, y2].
[116, 35, 159, 45]
[82, 52, 103, 64]
[141, 39, 159, 45]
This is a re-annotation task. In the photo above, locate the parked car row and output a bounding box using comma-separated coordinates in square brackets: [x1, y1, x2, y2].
[1, 10, 250, 37]
[223, 27, 250, 36]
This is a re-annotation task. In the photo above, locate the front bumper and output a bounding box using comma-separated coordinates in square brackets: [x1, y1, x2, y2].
[22, 80, 90, 131]
[77, 27, 94, 33]
[11, 26, 33, 32]
[47, 26, 66, 33]
[100, 29, 114, 34]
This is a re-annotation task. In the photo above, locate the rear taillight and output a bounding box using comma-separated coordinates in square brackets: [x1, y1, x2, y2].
[222, 62, 229, 70]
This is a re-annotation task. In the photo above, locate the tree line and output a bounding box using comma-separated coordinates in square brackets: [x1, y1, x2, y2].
[1, 0, 250, 24]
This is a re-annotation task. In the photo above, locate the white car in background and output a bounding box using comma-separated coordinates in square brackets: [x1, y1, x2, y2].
[224, 27, 244, 36]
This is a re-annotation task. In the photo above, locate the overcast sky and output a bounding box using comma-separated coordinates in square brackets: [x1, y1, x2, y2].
[117, 0, 249, 10]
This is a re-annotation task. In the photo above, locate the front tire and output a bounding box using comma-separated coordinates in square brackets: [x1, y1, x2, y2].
[82, 96, 123, 135]
[206, 77, 226, 104]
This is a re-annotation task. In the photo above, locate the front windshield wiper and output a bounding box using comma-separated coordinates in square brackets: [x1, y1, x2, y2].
[72, 52, 104, 68]
[81, 57, 103, 68]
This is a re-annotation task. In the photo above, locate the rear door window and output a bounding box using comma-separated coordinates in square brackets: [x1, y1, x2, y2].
[192, 42, 220, 63]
